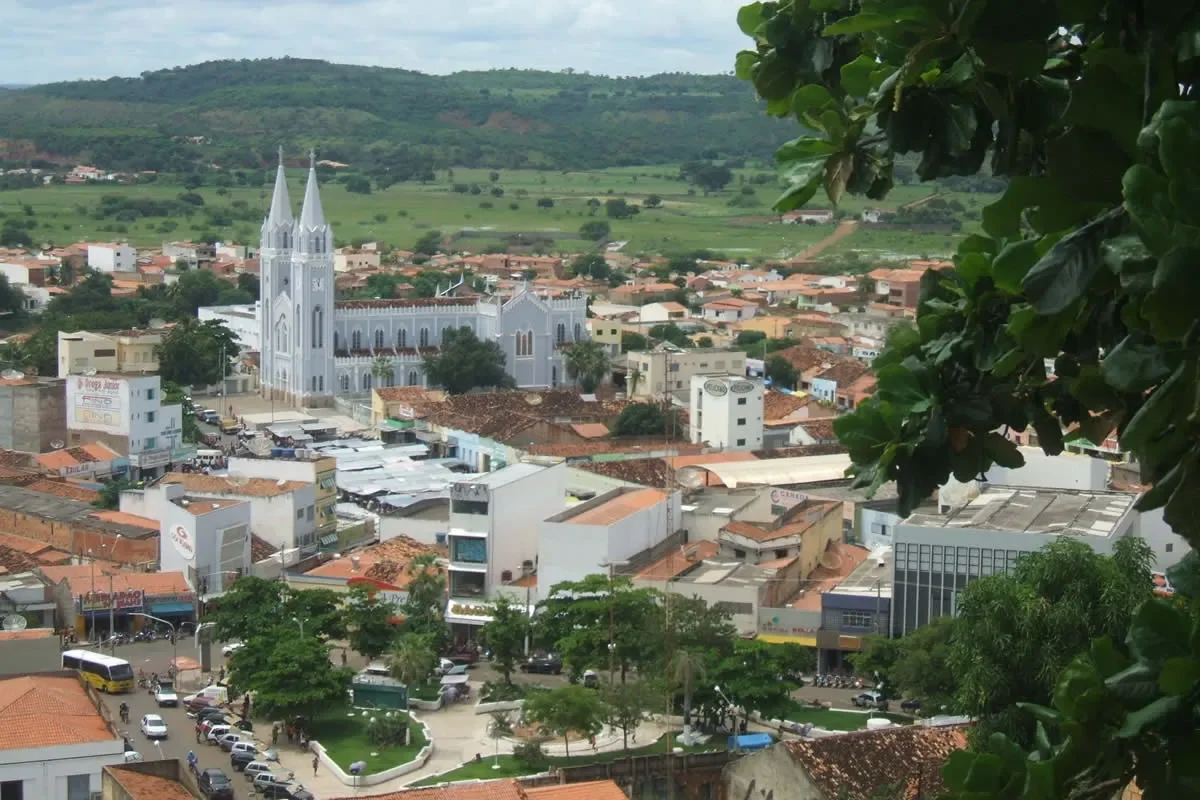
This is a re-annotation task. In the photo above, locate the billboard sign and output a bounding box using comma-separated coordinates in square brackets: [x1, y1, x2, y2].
[169, 524, 196, 562]
[80, 589, 145, 613]
[69, 376, 127, 435]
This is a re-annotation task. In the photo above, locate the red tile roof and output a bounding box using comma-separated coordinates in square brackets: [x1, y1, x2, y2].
[23, 479, 101, 503]
[0, 674, 117, 750]
[326, 778, 526, 800]
[635, 540, 720, 581]
[566, 489, 667, 525]
[103, 766, 195, 800]
[304, 536, 437, 585]
[526, 782, 629, 800]
[38, 565, 190, 599]
[721, 501, 841, 544]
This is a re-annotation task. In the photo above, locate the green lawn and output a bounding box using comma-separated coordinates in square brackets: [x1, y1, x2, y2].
[408, 680, 442, 702]
[0, 167, 981, 260]
[311, 708, 428, 776]
[410, 731, 725, 786]
[782, 707, 910, 732]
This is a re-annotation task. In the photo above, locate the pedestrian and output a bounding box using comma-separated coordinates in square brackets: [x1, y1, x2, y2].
[272, 724, 279, 745]
[341, 649, 347, 666]
[218, 665, 225, 682]
[242, 695, 251, 717]
[312, 754, 319, 776]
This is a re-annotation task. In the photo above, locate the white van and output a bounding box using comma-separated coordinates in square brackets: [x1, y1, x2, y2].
[185, 685, 229, 706]
[194, 449, 224, 467]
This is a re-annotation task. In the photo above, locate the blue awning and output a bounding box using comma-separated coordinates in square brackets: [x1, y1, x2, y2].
[149, 603, 195, 615]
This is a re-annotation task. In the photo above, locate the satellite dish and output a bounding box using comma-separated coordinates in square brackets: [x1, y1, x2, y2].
[226, 472, 249, 488]
[50, 440, 65, 450]
[2, 615, 27, 632]
[1, 369, 24, 380]
[675, 466, 707, 488]
[83, 368, 98, 377]
[524, 394, 543, 406]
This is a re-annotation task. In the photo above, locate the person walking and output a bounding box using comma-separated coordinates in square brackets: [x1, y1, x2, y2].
[312, 754, 319, 777]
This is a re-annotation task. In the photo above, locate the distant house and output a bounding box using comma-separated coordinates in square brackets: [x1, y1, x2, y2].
[701, 298, 759, 323]
[783, 209, 836, 224]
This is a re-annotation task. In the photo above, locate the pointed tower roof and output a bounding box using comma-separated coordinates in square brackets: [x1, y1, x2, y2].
[298, 150, 325, 229]
[265, 146, 293, 227]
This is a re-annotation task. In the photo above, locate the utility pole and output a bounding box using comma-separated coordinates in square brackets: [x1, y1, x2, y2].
[106, 572, 116, 655]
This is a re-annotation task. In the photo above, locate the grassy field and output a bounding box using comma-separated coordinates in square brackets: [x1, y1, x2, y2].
[0, 166, 980, 261]
[311, 708, 427, 776]
[410, 730, 725, 786]
[782, 707, 910, 732]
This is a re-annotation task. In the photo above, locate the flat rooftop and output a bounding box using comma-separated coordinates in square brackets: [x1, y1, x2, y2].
[830, 547, 893, 598]
[553, 487, 667, 526]
[673, 558, 779, 589]
[904, 487, 1137, 537]
[0, 483, 157, 538]
[456, 461, 545, 489]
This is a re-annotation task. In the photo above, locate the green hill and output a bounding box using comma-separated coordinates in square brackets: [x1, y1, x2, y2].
[0, 59, 792, 175]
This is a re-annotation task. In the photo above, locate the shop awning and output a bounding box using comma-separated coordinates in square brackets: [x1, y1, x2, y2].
[757, 633, 818, 647]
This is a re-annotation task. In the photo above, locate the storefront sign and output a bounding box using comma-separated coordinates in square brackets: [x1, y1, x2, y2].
[770, 488, 808, 510]
[80, 589, 144, 613]
[169, 524, 196, 561]
[450, 482, 488, 502]
[149, 593, 196, 606]
[131, 448, 171, 469]
[346, 577, 408, 608]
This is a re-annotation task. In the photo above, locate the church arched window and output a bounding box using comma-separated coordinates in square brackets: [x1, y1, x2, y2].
[311, 376, 317, 392]
[556, 323, 566, 344]
[295, 304, 301, 348]
[340, 374, 349, 392]
[441, 327, 453, 345]
[362, 373, 372, 390]
[333, 330, 341, 351]
[318, 376, 324, 392]
[374, 330, 384, 349]
[408, 371, 418, 386]
[419, 328, 429, 347]
[574, 323, 581, 341]
[351, 330, 362, 351]
[397, 329, 407, 348]
[312, 306, 323, 349]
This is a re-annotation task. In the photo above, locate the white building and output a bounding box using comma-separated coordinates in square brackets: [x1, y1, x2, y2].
[85, 244, 135, 273]
[635, 302, 690, 325]
[65, 373, 183, 478]
[0, 673, 125, 799]
[138, 481, 252, 598]
[539, 487, 680, 601]
[258, 151, 587, 408]
[701, 298, 759, 323]
[689, 374, 763, 451]
[199, 302, 262, 353]
[158, 472, 318, 554]
[445, 463, 567, 636]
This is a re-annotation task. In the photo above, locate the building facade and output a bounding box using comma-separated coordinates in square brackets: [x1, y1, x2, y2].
[0, 377, 67, 453]
[227, 454, 337, 541]
[689, 375, 763, 450]
[65, 373, 183, 477]
[57, 330, 164, 378]
[258, 153, 588, 408]
[86, 244, 135, 273]
[627, 347, 747, 399]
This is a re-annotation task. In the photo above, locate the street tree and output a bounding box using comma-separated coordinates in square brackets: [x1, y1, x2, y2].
[422, 327, 513, 395]
[387, 633, 439, 687]
[609, 403, 678, 438]
[412, 230, 442, 256]
[523, 684, 605, 762]
[672, 649, 706, 739]
[399, 553, 450, 650]
[666, 594, 737, 655]
[536, 197, 554, 209]
[250, 635, 352, 723]
[344, 583, 399, 662]
[563, 340, 611, 393]
[764, 355, 796, 389]
[579, 220, 611, 241]
[852, 615, 957, 711]
[479, 594, 527, 685]
[568, 252, 609, 281]
[283, 587, 348, 642]
[604, 198, 638, 219]
[205, 576, 286, 643]
[535, 574, 662, 682]
[694, 639, 801, 727]
[602, 679, 657, 751]
[155, 318, 240, 389]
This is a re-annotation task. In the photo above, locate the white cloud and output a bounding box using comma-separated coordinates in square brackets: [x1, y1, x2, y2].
[3, 0, 751, 84]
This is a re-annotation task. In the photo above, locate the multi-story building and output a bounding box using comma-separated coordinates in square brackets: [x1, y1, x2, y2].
[869, 267, 925, 309]
[891, 486, 1139, 637]
[701, 298, 759, 323]
[57, 330, 164, 377]
[198, 303, 261, 353]
[162, 241, 215, 269]
[585, 319, 623, 356]
[626, 346, 747, 399]
[64, 373, 183, 478]
[539, 487, 679, 601]
[689, 374, 763, 451]
[85, 243, 136, 273]
[226, 454, 337, 542]
[0, 376, 67, 453]
[718, 499, 843, 571]
[257, 153, 588, 408]
[156, 472, 317, 554]
[140, 481, 251, 598]
[0, 672, 126, 798]
[444, 463, 567, 638]
[333, 248, 381, 272]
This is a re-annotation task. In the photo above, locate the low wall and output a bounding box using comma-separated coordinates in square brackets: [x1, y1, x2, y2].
[409, 696, 443, 712]
[474, 698, 524, 715]
[311, 710, 434, 787]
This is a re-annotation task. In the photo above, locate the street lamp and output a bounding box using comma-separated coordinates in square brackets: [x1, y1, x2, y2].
[292, 616, 305, 638]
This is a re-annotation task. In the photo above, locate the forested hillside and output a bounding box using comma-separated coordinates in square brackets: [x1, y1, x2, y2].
[0, 59, 792, 174]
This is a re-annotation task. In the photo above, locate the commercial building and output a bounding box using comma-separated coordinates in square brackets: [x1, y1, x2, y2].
[689, 374, 763, 451]
[157, 471, 317, 553]
[892, 486, 1139, 636]
[585, 319, 623, 356]
[36, 442, 124, 481]
[626, 346, 747, 399]
[0, 570, 66, 633]
[65, 373, 183, 478]
[198, 302, 261, 353]
[57, 329, 164, 378]
[86, 243, 136, 273]
[137, 482, 251, 599]
[0, 672, 126, 799]
[718, 499, 843, 572]
[539, 487, 679, 601]
[445, 463, 567, 637]
[102, 760, 199, 800]
[817, 547, 892, 670]
[227, 454, 338, 541]
[289, 535, 437, 608]
[0, 376, 67, 454]
[39, 564, 194, 639]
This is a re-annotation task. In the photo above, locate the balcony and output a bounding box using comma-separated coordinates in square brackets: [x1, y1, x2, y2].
[449, 572, 486, 599]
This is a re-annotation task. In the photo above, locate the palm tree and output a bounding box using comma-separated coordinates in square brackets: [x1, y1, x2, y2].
[628, 367, 643, 397]
[487, 711, 513, 770]
[672, 649, 706, 742]
[563, 340, 611, 394]
[388, 634, 438, 688]
[371, 355, 394, 388]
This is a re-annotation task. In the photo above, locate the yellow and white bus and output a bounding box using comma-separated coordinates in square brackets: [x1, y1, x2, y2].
[61, 649, 135, 693]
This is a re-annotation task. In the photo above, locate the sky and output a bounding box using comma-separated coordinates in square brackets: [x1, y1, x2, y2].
[4, 0, 751, 85]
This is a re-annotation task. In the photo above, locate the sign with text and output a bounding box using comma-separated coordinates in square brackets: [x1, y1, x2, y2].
[169, 524, 196, 562]
[770, 488, 808, 510]
[80, 589, 144, 613]
[346, 577, 408, 609]
[68, 375, 128, 435]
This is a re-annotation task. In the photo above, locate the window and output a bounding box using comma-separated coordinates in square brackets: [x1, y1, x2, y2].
[307, 506, 314, 521]
[351, 330, 362, 350]
[312, 306, 323, 348]
[296, 303, 301, 347]
[311, 376, 317, 392]
[714, 601, 754, 616]
[2, 779, 23, 800]
[736, 438, 746, 446]
[408, 371, 418, 386]
[441, 327, 453, 344]
[146, 411, 156, 423]
[340, 375, 350, 392]
[775, 549, 788, 559]
[715, 360, 725, 368]
[556, 323, 566, 344]
[362, 373, 372, 390]
[452, 499, 489, 515]
[736, 418, 746, 426]
[146, 388, 156, 400]
[419, 328, 429, 347]
[66, 774, 89, 800]
[374, 329, 384, 349]
[1166, 543, 1174, 553]
[733, 548, 746, 559]
[397, 329, 407, 348]
[573, 323, 581, 341]
[516, 330, 534, 357]
[145, 437, 156, 449]
[737, 398, 747, 405]
[841, 610, 874, 628]
[297, 508, 304, 520]
[95, 348, 116, 357]
[319, 375, 324, 392]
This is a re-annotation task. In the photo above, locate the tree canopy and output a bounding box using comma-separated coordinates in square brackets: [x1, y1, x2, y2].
[155, 318, 240, 389]
[735, 0, 1200, 795]
[422, 327, 514, 395]
[563, 340, 611, 393]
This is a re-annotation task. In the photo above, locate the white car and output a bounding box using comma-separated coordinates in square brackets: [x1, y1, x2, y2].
[243, 761, 273, 781]
[123, 750, 143, 763]
[206, 724, 231, 744]
[222, 641, 244, 656]
[140, 714, 168, 739]
[154, 681, 178, 707]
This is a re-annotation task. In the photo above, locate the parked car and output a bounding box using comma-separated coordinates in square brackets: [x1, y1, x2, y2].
[243, 761, 274, 782]
[140, 714, 168, 739]
[196, 716, 227, 737]
[154, 681, 178, 707]
[123, 750, 143, 763]
[261, 783, 315, 800]
[230, 741, 259, 757]
[200, 409, 221, 424]
[196, 707, 228, 723]
[852, 691, 889, 711]
[900, 698, 922, 713]
[520, 652, 563, 674]
[198, 767, 235, 800]
[252, 773, 294, 794]
[219, 732, 246, 751]
[231, 748, 258, 771]
[206, 724, 231, 744]
[221, 641, 244, 656]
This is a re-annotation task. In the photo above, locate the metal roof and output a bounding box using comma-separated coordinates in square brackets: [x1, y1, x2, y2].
[692, 454, 852, 488]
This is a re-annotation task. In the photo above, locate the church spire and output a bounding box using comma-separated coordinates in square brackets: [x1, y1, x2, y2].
[265, 146, 293, 228]
[298, 149, 325, 229]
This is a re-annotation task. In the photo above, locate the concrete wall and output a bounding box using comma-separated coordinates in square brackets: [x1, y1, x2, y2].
[1134, 507, 1191, 571]
[486, 464, 567, 593]
[0, 736, 125, 800]
[0, 635, 63, 676]
[984, 448, 1109, 491]
[379, 511, 449, 547]
[724, 740, 818, 800]
[0, 380, 67, 452]
[682, 490, 771, 543]
[858, 506, 901, 549]
[0, 508, 157, 567]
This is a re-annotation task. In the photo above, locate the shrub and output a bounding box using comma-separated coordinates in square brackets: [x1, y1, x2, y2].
[481, 680, 526, 702]
[366, 713, 410, 747]
[512, 740, 549, 771]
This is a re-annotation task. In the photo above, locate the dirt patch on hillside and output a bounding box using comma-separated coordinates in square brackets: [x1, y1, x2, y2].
[484, 111, 540, 134]
[438, 110, 475, 129]
[797, 220, 858, 259]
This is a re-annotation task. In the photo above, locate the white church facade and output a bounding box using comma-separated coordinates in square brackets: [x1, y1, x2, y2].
[257, 153, 588, 408]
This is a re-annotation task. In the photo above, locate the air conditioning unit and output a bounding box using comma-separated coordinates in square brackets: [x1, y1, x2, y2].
[501, 570, 513, 583]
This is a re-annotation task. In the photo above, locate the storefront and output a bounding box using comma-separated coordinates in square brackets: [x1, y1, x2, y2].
[76, 588, 146, 639]
[148, 592, 197, 624]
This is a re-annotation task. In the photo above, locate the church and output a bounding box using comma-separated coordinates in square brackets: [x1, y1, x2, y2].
[258, 153, 589, 408]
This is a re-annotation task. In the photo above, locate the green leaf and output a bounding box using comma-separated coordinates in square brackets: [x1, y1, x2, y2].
[1123, 164, 1176, 257]
[1090, 637, 1129, 679]
[1023, 208, 1128, 314]
[1128, 599, 1192, 663]
[734, 50, 759, 81]
[983, 432, 1024, 468]
[792, 84, 835, 117]
[1166, 551, 1200, 599]
[1120, 363, 1191, 451]
[1101, 335, 1170, 394]
[1105, 663, 1161, 704]
[1135, 460, 1183, 512]
[822, 12, 892, 35]
[840, 54, 879, 98]
[1017, 702, 1063, 727]
[992, 239, 1039, 293]
[973, 40, 1047, 78]
[823, 152, 853, 206]
[736, 2, 765, 37]
[1116, 695, 1183, 738]
[1159, 657, 1200, 696]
